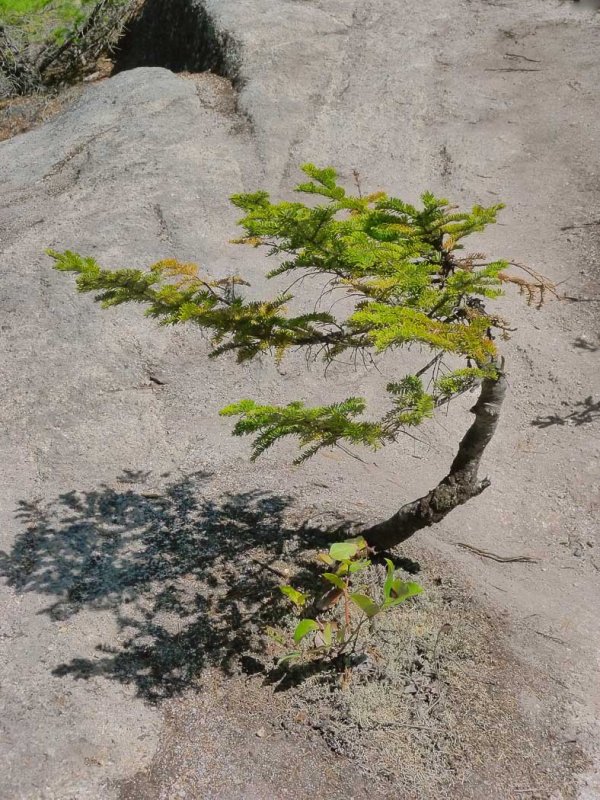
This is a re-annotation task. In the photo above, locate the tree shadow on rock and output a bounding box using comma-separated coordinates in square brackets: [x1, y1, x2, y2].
[0, 471, 336, 702]
[531, 395, 600, 428]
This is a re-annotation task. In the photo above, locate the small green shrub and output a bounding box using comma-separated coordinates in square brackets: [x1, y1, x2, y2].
[268, 537, 422, 669]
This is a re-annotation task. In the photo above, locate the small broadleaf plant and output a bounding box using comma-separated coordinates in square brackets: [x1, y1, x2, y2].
[49, 164, 555, 550]
[269, 537, 422, 667]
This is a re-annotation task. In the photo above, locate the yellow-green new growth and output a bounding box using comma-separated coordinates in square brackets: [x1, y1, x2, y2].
[49, 164, 525, 463]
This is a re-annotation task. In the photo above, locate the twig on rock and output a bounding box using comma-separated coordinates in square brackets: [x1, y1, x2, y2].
[455, 542, 538, 563]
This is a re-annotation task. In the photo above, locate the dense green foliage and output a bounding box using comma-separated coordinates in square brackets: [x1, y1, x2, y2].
[50, 164, 517, 463]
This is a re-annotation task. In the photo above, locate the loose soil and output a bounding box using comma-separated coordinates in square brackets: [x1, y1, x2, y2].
[0, 83, 82, 140]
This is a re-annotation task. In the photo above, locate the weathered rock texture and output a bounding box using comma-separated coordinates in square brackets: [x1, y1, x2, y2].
[1, 0, 600, 797]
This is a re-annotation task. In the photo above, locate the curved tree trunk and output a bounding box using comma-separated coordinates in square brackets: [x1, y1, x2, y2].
[363, 371, 508, 551]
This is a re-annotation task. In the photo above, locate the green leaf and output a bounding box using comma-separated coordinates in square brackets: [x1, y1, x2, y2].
[277, 651, 301, 667]
[348, 558, 371, 574]
[350, 593, 380, 618]
[383, 558, 396, 600]
[317, 552, 335, 566]
[393, 580, 423, 600]
[347, 536, 368, 551]
[382, 580, 423, 608]
[293, 618, 320, 643]
[329, 541, 359, 561]
[280, 585, 307, 607]
[322, 572, 346, 590]
[315, 621, 334, 649]
[406, 581, 423, 597]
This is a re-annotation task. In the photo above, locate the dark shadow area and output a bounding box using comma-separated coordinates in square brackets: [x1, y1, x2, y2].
[531, 395, 600, 428]
[573, 336, 599, 352]
[112, 0, 240, 81]
[0, 472, 335, 702]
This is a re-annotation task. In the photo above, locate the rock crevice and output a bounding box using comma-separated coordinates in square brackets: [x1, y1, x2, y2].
[113, 0, 240, 82]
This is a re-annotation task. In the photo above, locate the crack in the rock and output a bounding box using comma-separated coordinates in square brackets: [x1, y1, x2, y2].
[112, 0, 241, 85]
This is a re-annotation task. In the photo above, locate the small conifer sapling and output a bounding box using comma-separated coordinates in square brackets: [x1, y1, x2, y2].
[49, 165, 555, 551]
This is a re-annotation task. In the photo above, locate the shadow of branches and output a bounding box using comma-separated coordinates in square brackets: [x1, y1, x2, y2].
[0, 471, 334, 702]
[531, 395, 600, 428]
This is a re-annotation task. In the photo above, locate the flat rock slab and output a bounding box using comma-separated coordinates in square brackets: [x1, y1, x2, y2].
[1, 0, 600, 797]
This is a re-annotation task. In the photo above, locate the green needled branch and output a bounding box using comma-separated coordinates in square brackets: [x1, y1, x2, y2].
[50, 164, 552, 548]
